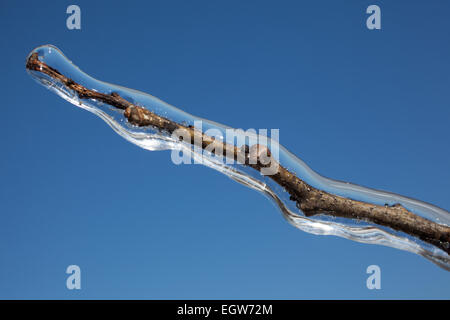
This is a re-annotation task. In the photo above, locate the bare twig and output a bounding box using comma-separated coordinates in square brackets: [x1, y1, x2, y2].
[26, 52, 450, 254]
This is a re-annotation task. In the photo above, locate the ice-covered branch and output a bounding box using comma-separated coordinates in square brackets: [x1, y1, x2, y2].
[25, 46, 450, 269]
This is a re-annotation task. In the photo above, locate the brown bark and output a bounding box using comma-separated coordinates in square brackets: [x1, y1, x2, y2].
[26, 52, 450, 255]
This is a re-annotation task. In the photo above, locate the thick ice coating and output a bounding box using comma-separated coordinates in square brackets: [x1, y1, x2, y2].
[26, 44, 450, 270]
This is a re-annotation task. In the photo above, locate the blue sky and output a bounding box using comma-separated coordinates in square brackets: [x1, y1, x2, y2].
[0, 0, 449, 299]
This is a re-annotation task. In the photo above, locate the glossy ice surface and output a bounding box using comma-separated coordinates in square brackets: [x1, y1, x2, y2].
[27, 45, 450, 270]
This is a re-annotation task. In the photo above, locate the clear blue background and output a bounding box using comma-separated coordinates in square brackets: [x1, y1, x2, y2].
[0, 0, 449, 299]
